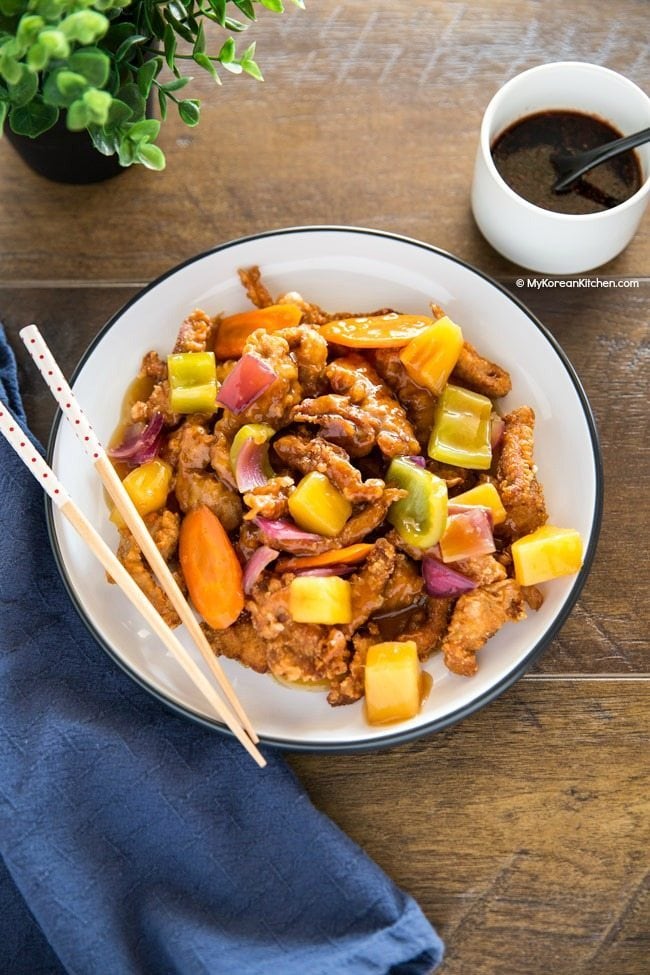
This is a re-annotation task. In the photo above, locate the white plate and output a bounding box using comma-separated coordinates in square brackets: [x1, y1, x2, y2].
[47, 227, 603, 751]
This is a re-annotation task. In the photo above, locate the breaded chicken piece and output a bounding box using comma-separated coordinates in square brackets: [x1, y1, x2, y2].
[441, 579, 526, 676]
[496, 406, 548, 540]
[451, 341, 512, 399]
[114, 510, 181, 628]
[370, 348, 438, 448]
[173, 308, 214, 354]
[238, 266, 274, 309]
[243, 476, 294, 521]
[273, 434, 385, 503]
[202, 616, 269, 674]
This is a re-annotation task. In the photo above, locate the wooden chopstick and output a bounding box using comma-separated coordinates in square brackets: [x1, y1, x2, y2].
[20, 325, 259, 746]
[0, 404, 266, 767]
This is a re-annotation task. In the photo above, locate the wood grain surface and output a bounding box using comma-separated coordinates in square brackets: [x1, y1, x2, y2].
[0, 0, 648, 970]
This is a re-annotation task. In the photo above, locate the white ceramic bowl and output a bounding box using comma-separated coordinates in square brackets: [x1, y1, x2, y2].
[47, 227, 603, 751]
[471, 61, 650, 273]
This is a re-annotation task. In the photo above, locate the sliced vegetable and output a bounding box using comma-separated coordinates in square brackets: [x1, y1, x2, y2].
[422, 557, 477, 597]
[364, 641, 422, 725]
[289, 576, 352, 625]
[216, 353, 277, 414]
[168, 351, 218, 414]
[288, 472, 352, 538]
[276, 543, 374, 573]
[214, 303, 302, 359]
[292, 565, 355, 577]
[108, 412, 165, 465]
[243, 545, 279, 594]
[439, 507, 495, 563]
[428, 383, 493, 470]
[399, 315, 464, 395]
[179, 505, 244, 629]
[229, 423, 275, 492]
[511, 525, 583, 586]
[319, 313, 433, 349]
[254, 516, 322, 547]
[407, 455, 426, 467]
[490, 413, 505, 450]
[121, 459, 172, 517]
[386, 457, 448, 549]
[451, 482, 507, 526]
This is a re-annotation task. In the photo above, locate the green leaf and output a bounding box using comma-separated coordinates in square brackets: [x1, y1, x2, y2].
[232, 0, 256, 19]
[56, 70, 88, 100]
[0, 52, 22, 86]
[82, 86, 111, 124]
[161, 75, 189, 93]
[178, 98, 199, 126]
[208, 0, 226, 26]
[88, 124, 118, 156]
[0, 0, 24, 16]
[136, 141, 165, 170]
[137, 57, 159, 98]
[157, 85, 167, 121]
[16, 15, 44, 48]
[241, 57, 262, 81]
[127, 117, 159, 142]
[289, 0, 305, 8]
[218, 36, 235, 63]
[60, 11, 109, 45]
[69, 48, 110, 87]
[260, 0, 284, 10]
[106, 96, 132, 127]
[27, 41, 48, 71]
[7, 64, 37, 107]
[163, 23, 176, 71]
[223, 16, 247, 32]
[117, 135, 136, 166]
[117, 81, 145, 119]
[35, 28, 69, 59]
[9, 98, 58, 136]
[115, 33, 148, 62]
[193, 52, 220, 83]
[66, 99, 89, 131]
[220, 59, 242, 75]
[0, 99, 7, 133]
[192, 21, 205, 56]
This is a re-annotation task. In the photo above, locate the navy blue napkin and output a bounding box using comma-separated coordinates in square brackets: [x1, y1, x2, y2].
[0, 326, 444, 975]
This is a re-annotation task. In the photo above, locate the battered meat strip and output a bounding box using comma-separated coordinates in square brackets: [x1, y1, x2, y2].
[441, 578, 526, 676]
[243, 476, 294, 521]
[139, 350, 167, 383]
[451, 341, 512, 399]
[115, 510, 181, 628]
[400, 597, 452, 661]
[451, 555, 507, 586]
[273, 434, 385, 503]
[291, 394, 379, 457]
[247, 577, 349, 682]
[345, 539, 398, 633]
[252, 486, 405, 555]
[273, 325, 328, 397]
[327, 630, 375, 706]
[209, 425, 237, 488]
[370, 348, 437, 447]
[238, 266, 274, 309]
[173, 308, 214, 354]
[496, 405, 548, 540]
[201, 615, 269, 674]
[163, 418, 213, 470]
[175, 470, 243, 531]
[130, 379, 179, 426]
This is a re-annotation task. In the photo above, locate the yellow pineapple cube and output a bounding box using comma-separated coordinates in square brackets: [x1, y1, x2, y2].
[364, 641, 422, 725]
[288, 472, 352, 537]
[399, 315, 463, 395]
[511, 525, 583, 586]
[289, 576, 352, 625]
[452, 482, 507, 525]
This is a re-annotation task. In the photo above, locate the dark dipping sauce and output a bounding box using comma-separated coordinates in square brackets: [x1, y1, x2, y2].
[491, 110, 643, 214]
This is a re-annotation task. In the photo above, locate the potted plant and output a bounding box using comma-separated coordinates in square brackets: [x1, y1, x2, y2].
[0, 0, 303, 181]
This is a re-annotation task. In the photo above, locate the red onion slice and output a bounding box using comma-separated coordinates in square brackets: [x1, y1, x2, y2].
[108, 412, 165, 465]
[291, 565, 355, 577]
[217, 354, 277, 414]
[491, 414, 505, 451]
[406, 455, 427, 467]
[422, 557, 477, 597]
[254, 516, 323, 547]
[243, 545, 279, 593]
[235, 438, 271, 492]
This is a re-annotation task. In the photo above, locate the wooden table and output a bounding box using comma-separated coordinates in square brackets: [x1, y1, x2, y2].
[1, 2, 648, 971]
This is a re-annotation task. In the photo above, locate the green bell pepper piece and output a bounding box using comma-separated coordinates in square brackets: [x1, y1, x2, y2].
[167, 352, 217, 414]
[428, 383, 492, 470]
[386, 457, 448, 549]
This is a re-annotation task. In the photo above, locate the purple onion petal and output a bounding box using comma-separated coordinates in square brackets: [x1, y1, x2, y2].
[406, 455, 427, 467]
[243, 545, 279, 594]
[291, 565, 355, 577]
[217, 354, 277, 415]
[235, 439, 270, 493]
[254, 516, 323, 545]
[108, 412, 165, 465]
[422, 557, 477, 597]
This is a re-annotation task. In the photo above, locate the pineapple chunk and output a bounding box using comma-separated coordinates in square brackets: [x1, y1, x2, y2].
[511, 525, 583, 586]
[121, 459, 172, 517]
[288, 472, 352, 537]
[399, 315, 463, 395]
[364, 641, 422, 725]
[452, 482, 507, 525]
[289, 576, 352, 625]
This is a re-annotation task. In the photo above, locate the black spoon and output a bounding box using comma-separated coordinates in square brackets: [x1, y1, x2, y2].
[552, 126, 650, 192]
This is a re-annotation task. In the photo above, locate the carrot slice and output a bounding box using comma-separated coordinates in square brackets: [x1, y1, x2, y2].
[214, 303, 302, 359]
[319, 313, 433, 348]
[277, 543, 374, 573]
[179, 506, 244, 629]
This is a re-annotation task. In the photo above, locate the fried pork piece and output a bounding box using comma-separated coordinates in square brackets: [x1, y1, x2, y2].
[452, 554, 507, 586]
[327, 630, 374, 706]
[496, 406, 548, 540]
[441, 578, 526, 676]
[243, 476, 294, 521]
[370, 348, 437, 447]
[130, 378, 179, 426]
[293, 354, 420, 458]
[238, 266, 274, 309]
[140, 350, 167, 383]
[247, 577, 350, 683]
[345, 539, 399, 633]
[173, 308, 214, 354]
[451, 341, 512, 399]
[115, 510, 181, 628]
[252, 486, 405, 555]
[163, 418, 213, 470]
[175, 470, 243, 531]
[202, 615, 269, 673]
[400, 597, 452, 661]
[271, 325, 329, 397]
[273, 434, 385, 503]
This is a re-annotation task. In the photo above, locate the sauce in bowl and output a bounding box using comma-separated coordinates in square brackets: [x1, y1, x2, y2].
[491, 110, 642, 214]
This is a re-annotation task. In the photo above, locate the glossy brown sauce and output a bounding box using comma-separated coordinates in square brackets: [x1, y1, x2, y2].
[491, 110, 642, 214]
[108, 373, 155, 481]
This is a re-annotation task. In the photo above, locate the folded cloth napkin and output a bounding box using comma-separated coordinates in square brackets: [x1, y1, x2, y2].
[0, 326, 444, 975]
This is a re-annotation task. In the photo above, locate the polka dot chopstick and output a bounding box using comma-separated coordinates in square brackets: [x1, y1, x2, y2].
[20, 325, 259, 747]
[0, 400, 265, 767]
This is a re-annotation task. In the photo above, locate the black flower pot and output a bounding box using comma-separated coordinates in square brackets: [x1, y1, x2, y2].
[6, 114, 125, 185]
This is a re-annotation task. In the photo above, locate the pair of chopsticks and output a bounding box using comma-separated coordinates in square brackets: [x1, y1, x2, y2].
[0, 325, 265, 768]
